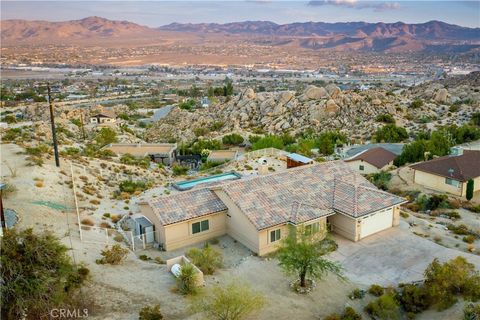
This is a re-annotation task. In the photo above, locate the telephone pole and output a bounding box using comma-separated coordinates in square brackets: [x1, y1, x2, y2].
[47, 83, 60, 167]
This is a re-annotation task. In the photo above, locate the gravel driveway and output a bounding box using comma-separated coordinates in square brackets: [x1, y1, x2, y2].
[329, 220, 480, 286]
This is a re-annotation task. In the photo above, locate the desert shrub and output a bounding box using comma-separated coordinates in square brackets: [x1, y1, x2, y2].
[90, 199, 100, 205]
[342, 307, 362, 320]
[367, 171, 392, 191]
[368, 284, 384, 297]
[103, 213, 111, 218]
[119, 180, 147, 193]
[448, 224, 472, 235]
[466, 204, 480, 213]
[1, 229, 89, 319]
[445, 211, 461, 220]
[81, 218, 95, 226]
[111, 214, 121, 223]
[410, 99, 424, 109]
[375, 114, 395, 124]
[1, 183, 17, 199]
[177, 263, 198, 295]
[189, 280, 265, 320]
[200, 161, 225, 171]
[463, 235, 477, 244]
[365, 293, 401, 320]
[97, 244, 129, 265]
[375, 124, 408, 143]
[222, 133, 244, 146]
[34, 181, 44, 187]
[251, 135, 284, 150]
[463, 303, 480, 320]
[139, 304, 163, 320]
[400, 211, 410, 218]
[114, 234, 124, 242]
[193, 127, 210, 137]
[99, 222, 109, 228]
[139, 254, 151, 261]
[172, 164, 189, 176]
[209, 238, 220, 245]
[95, 127, 117, 147]
[349, 288, 365, 299]
[424, 257, 480, 310]
[186, 243, 223, 275]
[397, 284, 430, 314]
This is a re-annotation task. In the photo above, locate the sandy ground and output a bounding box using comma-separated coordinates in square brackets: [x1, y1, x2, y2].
[2, 143, 478, 319]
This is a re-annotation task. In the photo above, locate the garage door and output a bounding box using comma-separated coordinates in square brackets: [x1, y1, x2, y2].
[360, 208, 393, 239]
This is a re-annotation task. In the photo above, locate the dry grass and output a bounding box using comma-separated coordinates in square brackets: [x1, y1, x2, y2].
[111, 214, 121, 223]
[81, 218, 95, 226]
[34, 181, 44, 188]
[90, 199, 101, 205]
[99, 221, 110, 229]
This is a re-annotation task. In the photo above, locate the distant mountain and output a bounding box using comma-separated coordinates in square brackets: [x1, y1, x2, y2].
[1, 17, 478, 54]
[0, 16, 152, 43]
[159, 20, 480, 41]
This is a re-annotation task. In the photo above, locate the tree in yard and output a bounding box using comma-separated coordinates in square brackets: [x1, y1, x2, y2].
[277, 227, 343, 290]
[177, 263, 198, 295]
[95, 127, 118, 147]
[466, 179, 474, 201]
[1, 228, 90, 320]
[190, 280, 265, 320]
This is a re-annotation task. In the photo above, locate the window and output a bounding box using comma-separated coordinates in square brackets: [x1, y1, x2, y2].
[445, 178, 460, 188]
[192, 219, 209, 234]
[359, 165, 364, 171]
[305, 222, 320, 235]
[270, 229, 281, 243]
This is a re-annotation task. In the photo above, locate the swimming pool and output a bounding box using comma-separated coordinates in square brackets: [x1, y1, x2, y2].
[172, 171, 241, 191]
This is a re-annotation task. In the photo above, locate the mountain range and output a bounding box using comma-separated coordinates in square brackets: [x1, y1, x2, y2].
[1, 16, 479, 53]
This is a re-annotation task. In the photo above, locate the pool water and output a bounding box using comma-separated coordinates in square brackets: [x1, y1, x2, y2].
[173, 172, 241, 191]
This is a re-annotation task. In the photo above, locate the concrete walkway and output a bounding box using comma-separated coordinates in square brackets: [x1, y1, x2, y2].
[329, 221, 480, 286]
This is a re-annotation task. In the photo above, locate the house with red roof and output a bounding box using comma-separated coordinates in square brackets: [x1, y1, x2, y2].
[410, 149, 480, 197]
[344, 147, 397, 174]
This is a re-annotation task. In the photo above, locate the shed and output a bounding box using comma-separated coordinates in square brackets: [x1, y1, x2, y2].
[134, 216, 155, 243]
[286, 153, 314, 169]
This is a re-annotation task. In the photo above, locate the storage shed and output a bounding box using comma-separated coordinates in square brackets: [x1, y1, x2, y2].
[286, 153, 314, 169]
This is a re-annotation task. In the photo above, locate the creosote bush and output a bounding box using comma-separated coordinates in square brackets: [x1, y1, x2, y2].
[186, 243, 223, 275]
[368, 284, 384, 297]
[97, 244, 129, 265]
[139, 304, 163, 320]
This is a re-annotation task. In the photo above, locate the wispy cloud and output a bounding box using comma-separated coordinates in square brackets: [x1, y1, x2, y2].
[308, 0, 400, 11]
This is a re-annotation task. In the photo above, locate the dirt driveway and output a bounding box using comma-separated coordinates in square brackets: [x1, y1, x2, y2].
[329, 221, 480, 287]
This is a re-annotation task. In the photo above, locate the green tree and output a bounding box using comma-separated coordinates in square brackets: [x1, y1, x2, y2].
[1, 229, 89, 319]
[251, 135, 284, 151]
[186, 243, 223, 275]
[466, 179, 475, 201]
[375, 124, 408, 143]
[95, 127, 118, 147]
[277, 228, 343, 288]
[190, 280, 265, 320]
[222, 133, 244, 146]
[471, 112, 480, 126]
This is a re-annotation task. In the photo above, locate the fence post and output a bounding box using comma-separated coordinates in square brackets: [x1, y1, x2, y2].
[142, 233, 146, 250]
[130, 231, 135, 251]
[105, 228, 109, 244]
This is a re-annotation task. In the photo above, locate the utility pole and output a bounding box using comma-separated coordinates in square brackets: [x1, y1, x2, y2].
[80, 116, 86, 141]
[47, 83, 60, 167]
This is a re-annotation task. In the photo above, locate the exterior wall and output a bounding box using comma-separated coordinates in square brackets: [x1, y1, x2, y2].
[392, 205, 401, 227]
[328, 213, 358, 241]
[461, 176, 480, 197]
[163, 212, 227, 251]
[213, 190, 259, 253]
[345, 160, 380, 175]
[414, 170, 464, 196]
[258, 224, 290, 256]
[138, 203, 226, 251]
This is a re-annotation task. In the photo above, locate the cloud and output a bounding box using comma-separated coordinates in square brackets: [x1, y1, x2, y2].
[308, 0, 400, 11]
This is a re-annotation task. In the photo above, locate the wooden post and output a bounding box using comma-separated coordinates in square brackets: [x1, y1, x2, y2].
[70, 162, 83, 241]
[47, 84, 60, 167]
[105, 228, 109, 244]
[142, 233, 146, 249]
[131, 231, 135, 251]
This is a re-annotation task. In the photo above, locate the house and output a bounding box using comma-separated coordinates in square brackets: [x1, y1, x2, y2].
[410, 149, 480, 197]
[344, 147, 397, 174]
[138, 161, 406, 255]
[104, 143, 177, 165]
[89, 110, 116, 125]
[286, 153, 314, 169]
[207, 150, 238, 163]
[201, 97, 210, 108]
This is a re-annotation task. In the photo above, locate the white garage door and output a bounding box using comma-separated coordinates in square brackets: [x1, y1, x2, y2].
[360, 208, 393, 239]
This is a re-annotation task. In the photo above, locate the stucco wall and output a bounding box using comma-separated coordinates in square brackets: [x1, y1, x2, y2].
[213, 189, 260, 253]
[345, 160, 381, 175]
[139, 203, 227, 251]
[163, 212, 227, 251]
[328, 213, 358, 241]
[414, 170, 464, 196]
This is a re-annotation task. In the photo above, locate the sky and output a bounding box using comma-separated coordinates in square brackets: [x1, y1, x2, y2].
[1, 1, 479, 28]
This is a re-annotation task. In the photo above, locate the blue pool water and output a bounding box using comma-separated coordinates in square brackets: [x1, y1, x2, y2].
[173, 172, 241, 191]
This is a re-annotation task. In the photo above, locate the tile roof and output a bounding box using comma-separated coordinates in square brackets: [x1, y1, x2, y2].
[410, 150, 480, 182]
[147, 188, 227, 226]
[344, 147, 397, 169]
[144, 161, 405, 229]
[105, 143, 177, 157]
[221, 161, 405, 230]
[287, 153, 314, 164]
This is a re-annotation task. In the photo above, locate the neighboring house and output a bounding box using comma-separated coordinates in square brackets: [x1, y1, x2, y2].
[104, 143, 177, 165]
[286, 153, 314, 169]
[138, 161, 406, 255]
[207, 150, 238, 163]
[201, 97, 210, 108]
[344, 147, 397, 174]
[410, 149, 480, 197]
[90, 110, 116, 125]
